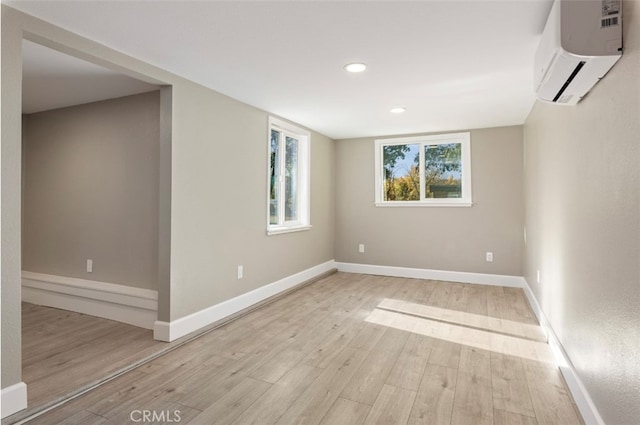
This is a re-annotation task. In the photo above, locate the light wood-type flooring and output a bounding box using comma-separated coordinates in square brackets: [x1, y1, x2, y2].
[17, 273, 584, 425]
[21, 302, 167, 408]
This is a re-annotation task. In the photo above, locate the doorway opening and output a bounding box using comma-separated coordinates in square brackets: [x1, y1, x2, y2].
[19, 38, 172, 416]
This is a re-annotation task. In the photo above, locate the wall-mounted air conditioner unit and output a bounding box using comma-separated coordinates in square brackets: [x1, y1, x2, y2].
[534, 0, 622, 105]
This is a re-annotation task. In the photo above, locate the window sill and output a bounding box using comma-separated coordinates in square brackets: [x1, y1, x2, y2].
[267, 224, 312, 236]
[374, 201, 473, 208]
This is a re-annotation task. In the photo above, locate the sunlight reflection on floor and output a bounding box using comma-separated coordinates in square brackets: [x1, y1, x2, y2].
[378, 298, 547, 342]
[366, 300, 556, 364]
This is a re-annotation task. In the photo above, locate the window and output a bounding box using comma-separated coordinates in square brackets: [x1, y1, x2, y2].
[374, 132, 472, 207]
[267, 117, 311, 235]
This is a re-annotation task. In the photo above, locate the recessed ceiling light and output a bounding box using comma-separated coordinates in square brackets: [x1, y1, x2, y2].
[344, 63, 367, 73]
[390, 107, 406, 114]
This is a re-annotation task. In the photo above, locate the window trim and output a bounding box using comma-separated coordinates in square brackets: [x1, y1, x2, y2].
[374, 132, 472, 207]
[267, 117, 311, 235]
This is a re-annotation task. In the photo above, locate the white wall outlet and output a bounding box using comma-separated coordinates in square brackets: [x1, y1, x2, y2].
[237, 265, 244, 279]
[358, 244, 365, 253]
[537, 269, 541, 284]
[485, 252, 493, 262]
[86, 259, 93, 273]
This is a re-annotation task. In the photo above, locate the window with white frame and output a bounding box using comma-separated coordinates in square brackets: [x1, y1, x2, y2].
[267, 117, 311, 235]
[374, 132, 472, 207]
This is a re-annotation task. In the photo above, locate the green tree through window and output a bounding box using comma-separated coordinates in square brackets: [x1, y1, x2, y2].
[375, 133, 471, 206]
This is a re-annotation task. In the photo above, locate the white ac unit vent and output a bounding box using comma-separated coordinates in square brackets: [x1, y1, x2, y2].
[534, 0, 622, 105]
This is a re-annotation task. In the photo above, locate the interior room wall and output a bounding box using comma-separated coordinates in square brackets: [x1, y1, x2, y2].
[167, 80, 335, 319]
[523, 1, 639, 423]
[1, 5, 335, 391]
[335, 125, 524, 276]
[22, 91, 160, 290]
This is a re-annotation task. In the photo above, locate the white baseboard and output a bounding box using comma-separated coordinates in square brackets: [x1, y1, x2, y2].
[1, 382, 27, 419]
[154, 260, 336, 342]
[335, 262, 525, 288]
[22, 271, 158, 330]
[521, 278, 605, 425]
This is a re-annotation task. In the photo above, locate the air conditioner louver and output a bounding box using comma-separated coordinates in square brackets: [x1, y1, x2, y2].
[534, 0, 622, 105]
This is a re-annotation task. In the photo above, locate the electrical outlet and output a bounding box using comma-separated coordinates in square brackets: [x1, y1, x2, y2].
[358, 244, 365, 253]
[537, 269, 541, 284]
[485, 252, 493, 262]
[237, 265, 244, 279]
[86, 259, 93, 273]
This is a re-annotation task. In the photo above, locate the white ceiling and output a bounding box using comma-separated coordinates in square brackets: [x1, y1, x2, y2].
[8, 1, 553, 139]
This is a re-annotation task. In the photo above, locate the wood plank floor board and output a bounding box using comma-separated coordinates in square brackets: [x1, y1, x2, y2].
[25, 334, 165, 405]
[522, 360, 584, 425]
[57, 410, 107, 425]
[25, 405, 107, 425]
[446, 282, 469, 313]
[491, 353, 536, 418]
[174, 353, 271, 411]
[465, 284, 489, 316]
[89, 337, 238, 416]
[302, 317, 364, 368]
[28, 409, 108, 425]
[385, 333, 432, 391]
[219, 324, 293, 361]
[451, 371, 494, 425]
[486, 285, 508, 321]
[22, 318, 116, 354]
[427, 339, 462, 370]
[494, 408, 539, 425]
[362, 384, 416, 425]
[352, 277, 408, 320]
[274, 347, 369, 425]
[340, 328, 410, 405]
[86, 355, 217, 417]
[389, 278, 421, 302]
[521, 359, 571, 397]
[413, 280, 438, 304]
[458, 346, 492, 381]
[184, 377, 272, 425]
[318, 398, 370, 425]
[17, 273, 586, 425]
[426, 282, 454, 309]
[22, 316, 131, 361]
[21, 303, 167, 408]
[25, 325, 154, 380]
[407, 364, 457, 425]
[142, 336, 224, 369]
[258, 303, 325, 338]
[329, 276, 379, 313]
[240, 300, 315, 334]
[22, 370, 150, 425]
[22, 305, 92, 329]
[196, 325, 259, 358]
[230, 364, 322, 425]
[248, 313, 352, 383]
[247, 345, 309, 384]
[152, 363, 230, 406]
[348, 323, 387, 352]
[503, 288, 538, 325]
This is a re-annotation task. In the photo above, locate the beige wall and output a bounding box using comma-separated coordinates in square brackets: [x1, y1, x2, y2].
[1, 5, 335, 389]
[335, 126, 524, 276]
[22, 92, 160, 290]
[168, 81, 335, 319]
[523, 1, 640, 424]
